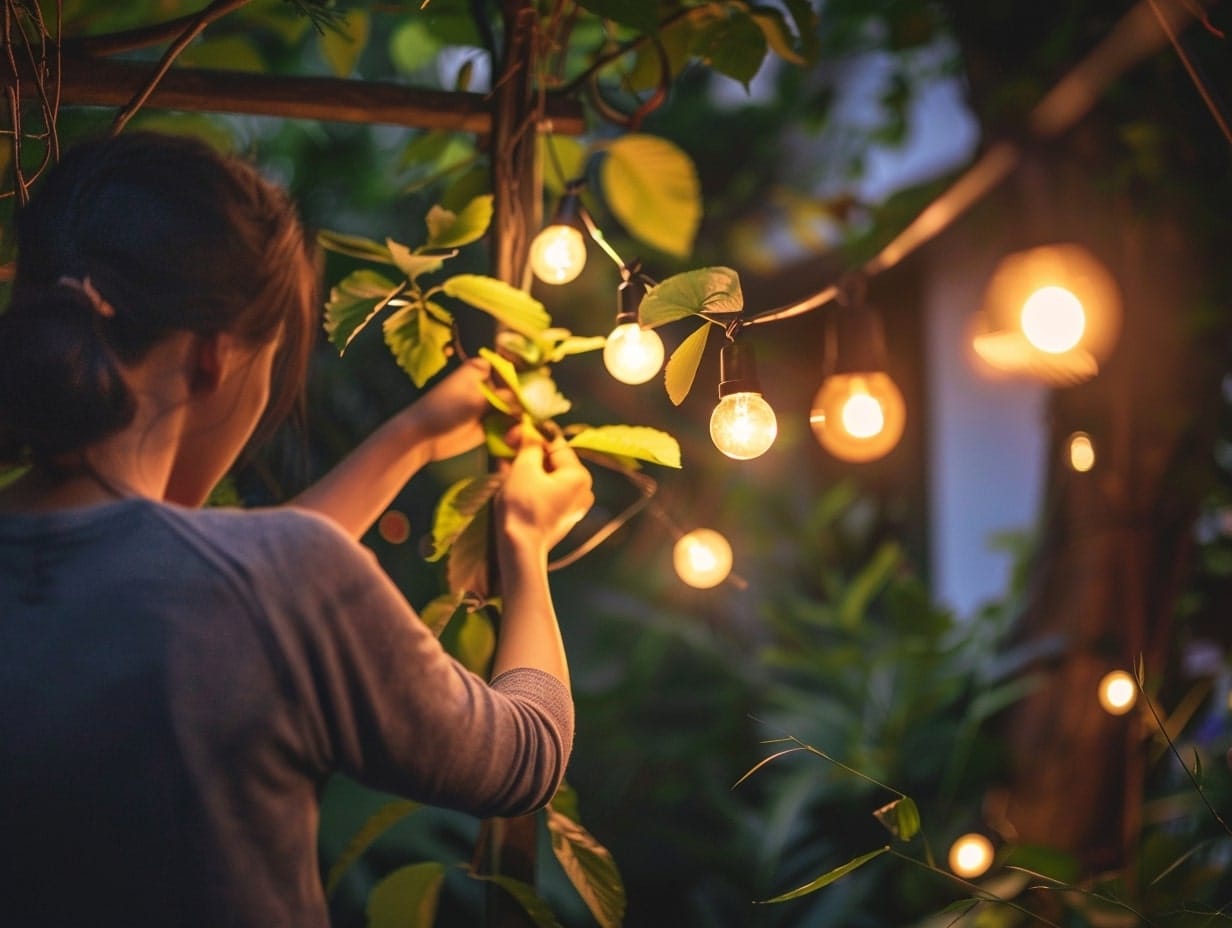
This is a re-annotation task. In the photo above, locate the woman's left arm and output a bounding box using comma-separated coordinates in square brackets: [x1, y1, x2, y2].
[290, 359, 491, 539]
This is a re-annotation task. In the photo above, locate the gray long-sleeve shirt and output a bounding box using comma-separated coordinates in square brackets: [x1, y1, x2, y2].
[0, 498, 572, 927]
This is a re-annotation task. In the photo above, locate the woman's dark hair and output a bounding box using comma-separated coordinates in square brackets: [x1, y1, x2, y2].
[0, 131, 318, 468]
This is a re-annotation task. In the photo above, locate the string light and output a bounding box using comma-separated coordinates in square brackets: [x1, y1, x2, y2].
[604, 263, 664, 384]
[948, 833, 994, 878]
[1067, 431, 1095, 472]
[1098, 670, 1137, 715]
[673, 528, 733, 588]
[808, 282, 906, 463]
[710, 339, 777, 460]
[1021, 285, 1086, 353]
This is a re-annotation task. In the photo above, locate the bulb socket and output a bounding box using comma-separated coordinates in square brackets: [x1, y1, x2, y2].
[717, 340, 761, 398]
[616, 261, 646, 324]
[551, 189, 585, 231]
[826, 303, 890, 375]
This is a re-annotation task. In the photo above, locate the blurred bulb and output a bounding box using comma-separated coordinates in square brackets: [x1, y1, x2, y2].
[1068, 432, 1095, 472]
[673, 529, 733, 589]
[1021, 285, 1085, 354]
[948, 834, 994, 878]
[710, 392, 777, 460]
[529, 224, 586, 284]
[604, 322, 664, 385]
[810, 373, 906, 463]
[1098, 670, 1137, 715]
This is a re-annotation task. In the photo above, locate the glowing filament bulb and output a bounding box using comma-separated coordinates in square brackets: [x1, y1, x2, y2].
[604, 322, 664, 385]
[673, 529, 733, 589]
[840, 382, 886, 439]
[529, 224, 587, 284]
[1098, 670, 1137, 715]
[1068, 432, 1095, 472]
[1021, 285, 1086, 354]
[710, 392, 778, 460]
[948, 834, 994, 878]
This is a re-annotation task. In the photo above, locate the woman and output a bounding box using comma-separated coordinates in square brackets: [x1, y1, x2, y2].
[0, 132, 593, 926]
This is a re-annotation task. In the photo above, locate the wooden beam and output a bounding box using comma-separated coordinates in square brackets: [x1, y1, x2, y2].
[3, 55, 586, 135]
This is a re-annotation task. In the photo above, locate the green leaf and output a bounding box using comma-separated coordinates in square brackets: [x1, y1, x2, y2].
[664, 322, 712, 406]
[383, 302, 454, 388]
[367, 861, 446, 928]
[479, 347, 530, 412]
[690, 9, 767, 87]
[317, 229, 394, 264]
[386, 239, 447, 281]
[758, 847, 890, 904]
[547, 335, 607, 362]
[539, 135, 589, 195]
[599, 134, 701, 259]
[547, 808, 626, 928]
[428, 474, 504, 562]
[455, 611, 495, 675]
[640, 267, 743, 327]
[441, 275, 550, 337]
[323, 269, 401, 353]
[467, 874, 560, 928]
[783, 0, 821, 63]
[419, 593, 465, 637]
[324, 800, 420, 898]
[873, 797, 920, 842]
[838, 541, 901, 629]
[426, 195, 494, 249]
[388, 18, 442, 74]
[319, 9, 369, 77]
[575, 0, 659, 33]
[179, 35, 266, 72]
[569, 426, 681, 468]
[627, 16, 695, 91]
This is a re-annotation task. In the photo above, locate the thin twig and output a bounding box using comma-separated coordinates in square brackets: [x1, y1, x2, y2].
[1147, 0, 1232, 148]
[110, 0, 254, 135]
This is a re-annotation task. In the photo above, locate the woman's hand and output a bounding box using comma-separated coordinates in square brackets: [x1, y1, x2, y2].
[409, 358, 492, 463]
[498, 428, 594, 555]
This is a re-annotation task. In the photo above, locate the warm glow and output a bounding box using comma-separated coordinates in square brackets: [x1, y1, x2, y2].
[1021, 285, 1086, 354]
[529, 224, 587, 284]
[604, 322, 665, 385]
[948, 833, 994, 878]
[710, 392, 778, 460]
[1068, 432, 1095, 472]
[673, 529, 733, 589]
[810, 372, 906, 462]
[1098, 670, 1138, 715]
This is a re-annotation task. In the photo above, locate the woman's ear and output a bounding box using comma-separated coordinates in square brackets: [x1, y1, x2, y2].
[189, 333, 227, 394]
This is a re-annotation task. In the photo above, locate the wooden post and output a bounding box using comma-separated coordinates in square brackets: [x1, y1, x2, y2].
[483, 4, 543, 927]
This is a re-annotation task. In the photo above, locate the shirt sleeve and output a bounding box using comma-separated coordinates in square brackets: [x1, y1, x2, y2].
[253, 509, 573, 817]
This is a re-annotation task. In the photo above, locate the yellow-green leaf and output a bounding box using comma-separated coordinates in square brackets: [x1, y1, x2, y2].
[664, 322, 711, 406]
[428, 474, 503, 562]
[547, 807, 627, 928]
[599, 134, 701, 258]
[317, 229, 393, 264]
[323, 269, 401, 353]
[319, 9, 369, 77]
[758, 847, 890, 904]
[367, 861, 445, 928]
[447, 503, 492, 599]
[387, 239, 446, 281]
[466, 874, 558, 928]
[873, 796, 920, 842]
[539, 135, 589, 195]
[426, 195, 494, 249]
[479, 347, 530, 412]
[455, 611, 495, 675]
[520, 370, 572, 422]
[569, 425, 681, 468]
[382, 301, 454, 387]
[419, 594, 465, 637]
[442, 275, 550, 337]
[640, 266, 743, 326]
[179, 34, 265, 72]
[751, 8, 809, 66]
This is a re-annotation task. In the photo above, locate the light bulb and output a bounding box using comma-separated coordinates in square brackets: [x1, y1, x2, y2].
[529, 224, 587, 284]
[948, 834, 994, 878]
[710, 392, 777, 460]
[604, 322, 664, 384]
[810, 372, 906, 462]
[1098, 670, 1137, 715]
[1020, 285, 1086, 354]
[1068, 432, 1095, 472]
[673, 529, 733, 589]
